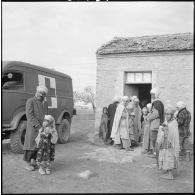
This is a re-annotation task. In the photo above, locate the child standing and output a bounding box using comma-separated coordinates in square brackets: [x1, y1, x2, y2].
[129, 112, 136, 148]
[35, 115, 58, 175]
[142, 104, 152, 154]
[157, 108, 180, 180]
[99, 107, 109, 144]
[140, 107, 148, 144]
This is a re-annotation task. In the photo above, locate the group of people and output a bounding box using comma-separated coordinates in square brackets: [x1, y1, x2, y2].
[22, 84, 192, 179]
[99, 88, 192, 180]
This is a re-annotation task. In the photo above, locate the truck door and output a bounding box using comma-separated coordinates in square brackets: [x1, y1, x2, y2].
[2, 71, 27, 123]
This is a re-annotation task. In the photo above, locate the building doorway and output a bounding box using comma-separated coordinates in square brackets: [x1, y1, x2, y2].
[124, 84, 152, 108]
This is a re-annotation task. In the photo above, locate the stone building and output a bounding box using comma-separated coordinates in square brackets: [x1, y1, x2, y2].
[95, 32, 193, 138]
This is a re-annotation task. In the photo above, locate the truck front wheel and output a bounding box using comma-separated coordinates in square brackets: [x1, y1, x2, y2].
[57, 119, 70, 144]
[10, 120, 26, 154]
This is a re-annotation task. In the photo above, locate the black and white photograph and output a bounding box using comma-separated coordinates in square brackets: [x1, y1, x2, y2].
[1, 1, 194, 193]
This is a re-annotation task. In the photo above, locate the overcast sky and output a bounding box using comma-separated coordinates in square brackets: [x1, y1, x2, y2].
[2, 2, 194, 91]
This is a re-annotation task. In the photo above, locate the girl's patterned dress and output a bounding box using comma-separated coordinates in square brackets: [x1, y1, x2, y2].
[36, 127, 58, 170]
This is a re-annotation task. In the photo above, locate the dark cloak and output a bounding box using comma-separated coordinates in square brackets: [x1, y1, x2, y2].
[152, 99, 165, 125]
[107, 101, 118, 137]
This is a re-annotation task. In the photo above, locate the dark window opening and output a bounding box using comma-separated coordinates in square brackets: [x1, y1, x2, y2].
[2, 71, 24, 91]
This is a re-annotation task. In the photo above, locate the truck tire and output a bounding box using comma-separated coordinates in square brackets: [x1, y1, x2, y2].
[57, 119, 70, 144]
[10, 120, 27, 154]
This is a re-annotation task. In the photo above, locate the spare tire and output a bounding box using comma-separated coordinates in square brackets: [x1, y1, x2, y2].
[10, 120, 27, 154]
[57, 119, 70, 144]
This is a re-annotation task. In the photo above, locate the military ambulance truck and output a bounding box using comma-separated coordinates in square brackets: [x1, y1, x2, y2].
[2, 61, 76, 153]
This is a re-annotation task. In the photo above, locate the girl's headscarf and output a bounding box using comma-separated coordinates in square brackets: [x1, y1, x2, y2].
[44, 115, 56, 129]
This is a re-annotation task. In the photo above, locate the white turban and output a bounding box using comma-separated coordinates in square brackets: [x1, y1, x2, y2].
[133, 97, 139, 102]
[146, 103, 152, 109]
[36, 85, 48, 94]
[150, 88, 160, 98]
[113, 96, 121, 103]
[122, 96, 129, 102]
[131, 96, 137, 101]
[176, 101, 186, 110]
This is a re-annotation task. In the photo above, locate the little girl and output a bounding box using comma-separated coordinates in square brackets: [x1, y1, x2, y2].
[142, 104, 152, 154]
[35, 115, 58, 175]
[129, 112, 136, 148]
[140, 107, 148, 144]
[99, 107, 109, 144]
[157, 107, 179, 180]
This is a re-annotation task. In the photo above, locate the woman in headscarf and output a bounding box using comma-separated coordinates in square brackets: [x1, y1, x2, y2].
[111, 96, 133, 151]
[147, 88, 165, 158]
[157, 107, 179, 180]
[132, 97, 142, 145]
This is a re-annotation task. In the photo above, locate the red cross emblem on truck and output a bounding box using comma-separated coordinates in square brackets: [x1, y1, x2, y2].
[38, 74, 57, 108]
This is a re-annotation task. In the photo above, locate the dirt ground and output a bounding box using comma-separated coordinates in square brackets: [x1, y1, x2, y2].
[2, 109, 194, 193]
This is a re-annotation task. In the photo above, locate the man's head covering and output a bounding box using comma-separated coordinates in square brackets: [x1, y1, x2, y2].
[130, 112, 135, 116]
[133, 97, 139, 102]
[176, 101, 186, 110]
[131, 96, 137, 101]
[36, 85, 48, 94]
[150, 88, 160, 98]
[121, 96, 129, 102]
[113, 96, 121, 103]
[146, 103, 152, 109]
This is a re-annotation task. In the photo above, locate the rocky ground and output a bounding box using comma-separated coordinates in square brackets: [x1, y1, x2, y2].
[2, 109, 193, 193]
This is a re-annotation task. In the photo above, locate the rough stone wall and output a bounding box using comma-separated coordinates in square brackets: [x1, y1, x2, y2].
[95, 51, 193, 140]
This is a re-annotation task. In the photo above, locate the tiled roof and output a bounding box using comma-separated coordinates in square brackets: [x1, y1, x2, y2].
[96, 33, 193, 55]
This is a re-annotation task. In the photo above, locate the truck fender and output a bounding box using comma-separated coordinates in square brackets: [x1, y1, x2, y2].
[56, 109, 71, 125]
[10, 112, 26, 130]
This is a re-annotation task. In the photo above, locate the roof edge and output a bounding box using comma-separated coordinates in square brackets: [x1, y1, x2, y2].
[96, 32, 194, 55]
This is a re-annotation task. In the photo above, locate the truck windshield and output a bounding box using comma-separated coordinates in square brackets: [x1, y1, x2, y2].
[2, 71, 24, 90]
